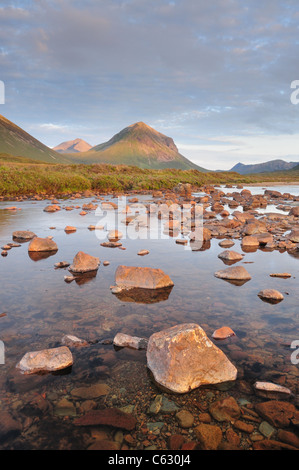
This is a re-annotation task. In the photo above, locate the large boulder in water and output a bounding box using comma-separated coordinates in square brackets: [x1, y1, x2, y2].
[115, 265, 174, 290]
[69, 251, 100, 273]
[146, 323, 237, 393]
[28, 237, 58, 252]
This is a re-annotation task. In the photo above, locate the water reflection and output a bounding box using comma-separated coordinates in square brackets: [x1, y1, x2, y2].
[28, 250, 57, 262]
[114, 286, 173, 304]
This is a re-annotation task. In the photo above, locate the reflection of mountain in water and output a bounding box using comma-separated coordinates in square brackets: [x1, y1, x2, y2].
[114, 286, 173, 304]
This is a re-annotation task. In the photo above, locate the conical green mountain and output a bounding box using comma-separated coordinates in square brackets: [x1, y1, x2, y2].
[0, 114, 70, 163]
[69, 122, 207, 171]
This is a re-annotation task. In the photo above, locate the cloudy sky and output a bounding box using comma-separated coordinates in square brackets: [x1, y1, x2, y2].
[1, 0, 299, 170]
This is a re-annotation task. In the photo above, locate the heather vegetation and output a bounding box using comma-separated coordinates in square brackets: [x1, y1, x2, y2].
[0, 161, 299, 197]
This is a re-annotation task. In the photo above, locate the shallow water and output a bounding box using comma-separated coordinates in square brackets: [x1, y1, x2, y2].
[0, 187, 298, 450]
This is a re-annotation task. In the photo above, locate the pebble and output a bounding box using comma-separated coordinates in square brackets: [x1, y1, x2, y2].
[259, 421, 276, 439]
[175, 410, 194, 428]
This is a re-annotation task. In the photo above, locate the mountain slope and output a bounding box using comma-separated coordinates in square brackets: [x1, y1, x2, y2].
[230, 159, 298, 174]
[0, 114, 70, 163]
[68, 122, 207, 171]
[53, 138, 92, 153]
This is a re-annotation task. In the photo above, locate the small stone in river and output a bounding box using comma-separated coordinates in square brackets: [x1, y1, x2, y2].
[64, 275, 75, 283]
[176, 410, 194, 428]
[61, 334, 88, 348]
[259, 421, 276, 439]
[64, 226, 77, 233]
[176, 238, 188, 245]
[258, 289, 284, 303]
[253, 381, 292, 398]
[1, 250, 7, 257]
[69, 251, 100, 273]
[113, 332, 147, 350]
[209, 396, 240, 422]
[194, 423, 223, 450]
[219, 239, 235, 248]
[218, 250, 244, 262]
[16, 346, 73, 375]
[103, 261, 110, 266]
[212, 326, 236, 340]
[137, 249, 149, 256]
[270, 273, 292, 278]
[54, 261, 70, 268]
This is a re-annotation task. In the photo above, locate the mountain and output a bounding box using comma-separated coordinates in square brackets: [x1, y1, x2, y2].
[53, 138, 92, 153]
[0, 114, 70, 164]
[68, 122, 207, 171]
[230, 159, 298, 174]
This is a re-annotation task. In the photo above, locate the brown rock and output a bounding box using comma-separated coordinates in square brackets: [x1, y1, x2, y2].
[233, 420, 254, 433]
[169, 434, 185, 450]
[28, 237, 58, 252]
[242, 220, 267, 235]
[212, 326, 236, 340]
[69, 251, 100, 273]
[12, 230, 36, 241]
[44, 204, 61, 212]
[226, 428, 241, 446]
[16, 346, 73, 375]
[175, 410, 194, 428]
[64, 226, 77, 233]
[258, 289, 284, 303]
[214, 266, 251, 281]
[115, 265, 174, 290]
[194, 423, 223, 450]
[181, 441, 200, 450]
[209, 396, 240, 422]
[276, 429, 299, 449]
[74, 408, 137, 430]
[146, 323, 237, 394]
[241, 235, 259, 248]
[198, 413, 212, 423]
[255, 400, 299, 428]
[218, 250, 244, 262]
[287, 229, 299, 243]
[253, 439, 298, 450]
[289, 206, 299, 217]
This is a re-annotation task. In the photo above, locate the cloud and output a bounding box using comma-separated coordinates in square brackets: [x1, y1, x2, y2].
[0, 0, 299, 169]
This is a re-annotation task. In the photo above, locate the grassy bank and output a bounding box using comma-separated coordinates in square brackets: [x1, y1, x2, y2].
[0, 161, 299, 196]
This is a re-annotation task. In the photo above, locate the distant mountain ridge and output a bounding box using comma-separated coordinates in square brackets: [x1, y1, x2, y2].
[68, 122, 208, 171]
[230, 159, 298, 174]
[53, 138, 92, 153]
[0, 114, 70, 164]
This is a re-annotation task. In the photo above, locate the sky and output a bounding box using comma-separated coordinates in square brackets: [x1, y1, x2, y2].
[1, 0, 299, 170]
